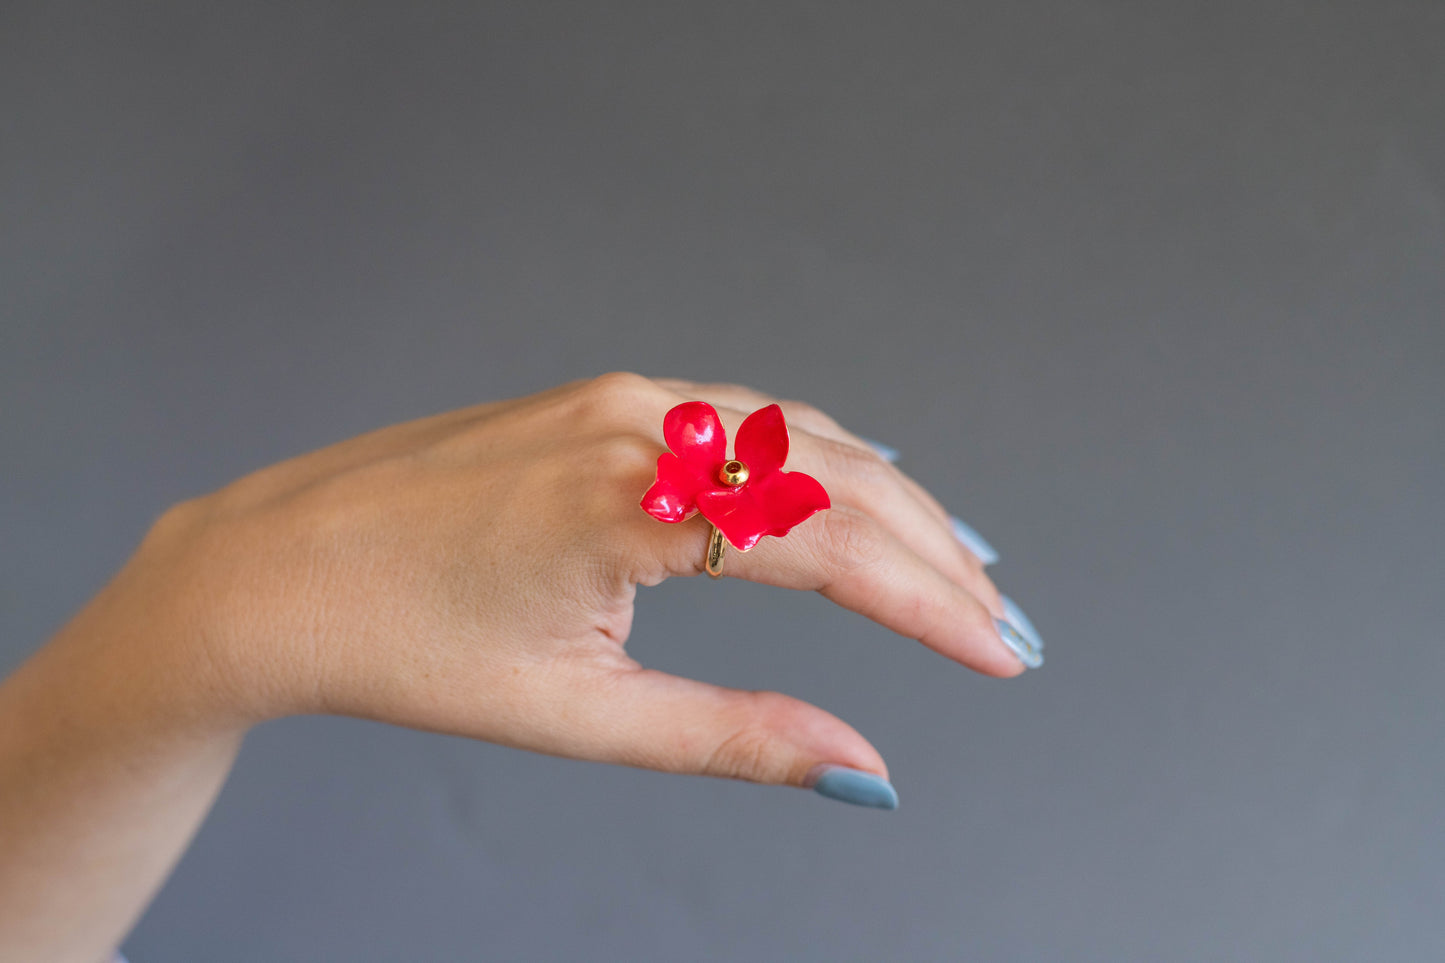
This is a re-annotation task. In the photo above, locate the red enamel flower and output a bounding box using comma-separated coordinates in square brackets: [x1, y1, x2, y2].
[640, 402, 830, 551]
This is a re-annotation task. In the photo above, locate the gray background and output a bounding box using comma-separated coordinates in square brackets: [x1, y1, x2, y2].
[3, 2, 1443, 960]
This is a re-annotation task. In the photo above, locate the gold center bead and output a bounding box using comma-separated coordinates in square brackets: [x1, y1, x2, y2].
[718, 460, 749, 486]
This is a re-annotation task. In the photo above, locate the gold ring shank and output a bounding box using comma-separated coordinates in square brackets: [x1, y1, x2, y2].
[705, 525, 727, 577]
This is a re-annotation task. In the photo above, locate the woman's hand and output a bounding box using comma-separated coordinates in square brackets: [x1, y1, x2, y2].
[0, 373, 1040, 961]
[139, 373, 1029, 784]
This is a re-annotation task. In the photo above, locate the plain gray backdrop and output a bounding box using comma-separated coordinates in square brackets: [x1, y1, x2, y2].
[3, 2, 1443, 961]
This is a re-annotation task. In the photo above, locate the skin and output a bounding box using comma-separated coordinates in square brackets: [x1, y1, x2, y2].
[0, 373, 1020, 962]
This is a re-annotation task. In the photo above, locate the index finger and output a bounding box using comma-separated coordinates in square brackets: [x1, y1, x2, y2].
[642, 504, 1031, 677]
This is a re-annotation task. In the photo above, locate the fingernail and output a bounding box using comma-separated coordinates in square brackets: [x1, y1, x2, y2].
[950, 515, 1000, 566]
[996, 618, 1043, 669]
[1002, 595, 1044, 652]
[806, 765, 900, 810]
[861, 438, 900, 463]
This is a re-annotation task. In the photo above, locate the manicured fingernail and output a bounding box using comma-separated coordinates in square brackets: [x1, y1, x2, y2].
[996, 618, 1043, 669]
[806, 765, 900, 810]
[950, 515, 1000, 565]
[1002, 594, 1044, 652]
[862, 438, 900, 463]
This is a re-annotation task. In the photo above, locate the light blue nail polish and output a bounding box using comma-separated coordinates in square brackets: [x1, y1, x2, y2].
[811, 766, 900, 810]
[996, 618, 1043, 669]
[1001, 595, 1044, 651]
[861, 438, 900, 463]
[950, 515, 1000, 566]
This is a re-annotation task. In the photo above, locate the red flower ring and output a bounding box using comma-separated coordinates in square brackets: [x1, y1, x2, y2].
[641, 401, 830, 574]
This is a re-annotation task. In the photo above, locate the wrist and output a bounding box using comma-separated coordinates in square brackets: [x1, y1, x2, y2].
[51, 498, 281, 737]
[37, 579, 254, 750]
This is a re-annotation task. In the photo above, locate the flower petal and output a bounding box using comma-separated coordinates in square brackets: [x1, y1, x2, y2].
[664, 401, 727, 469]
[734, 404, 789, 479]
[696, 469, 830, 551]
[640, 453, 710, 522]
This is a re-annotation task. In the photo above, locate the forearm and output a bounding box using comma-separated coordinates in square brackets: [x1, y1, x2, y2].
[0, 548, 248, 963]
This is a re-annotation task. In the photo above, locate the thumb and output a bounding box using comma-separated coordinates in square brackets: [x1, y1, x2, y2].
[556, 663, 899, 810]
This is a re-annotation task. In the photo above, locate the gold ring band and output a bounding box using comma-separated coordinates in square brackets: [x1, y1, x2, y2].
[705, 525, 727, 577]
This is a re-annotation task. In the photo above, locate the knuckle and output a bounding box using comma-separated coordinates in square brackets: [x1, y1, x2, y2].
[816, 506, 887, 576]
[590, 370, 655, 395]
[704, 724, 774, 781]
[825, 438, 891, 490]
[702, 692, 793, 781]
[578, 371, 663, 425]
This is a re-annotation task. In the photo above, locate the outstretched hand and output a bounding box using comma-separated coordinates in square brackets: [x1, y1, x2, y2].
[128, 373, 1028, 789]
